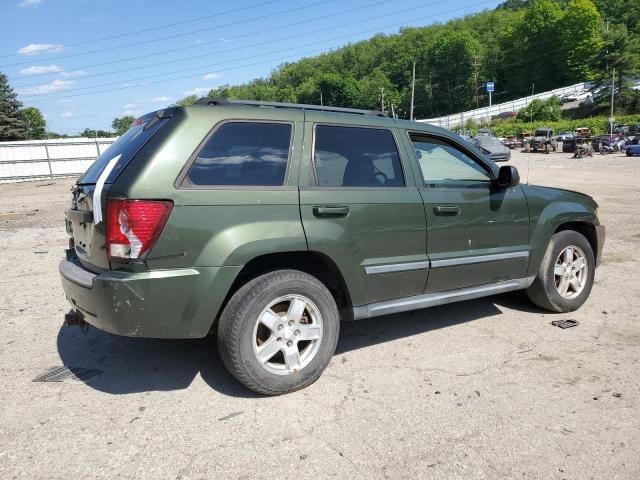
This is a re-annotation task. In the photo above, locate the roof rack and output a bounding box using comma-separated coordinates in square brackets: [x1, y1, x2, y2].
[194, 97, 387, 117]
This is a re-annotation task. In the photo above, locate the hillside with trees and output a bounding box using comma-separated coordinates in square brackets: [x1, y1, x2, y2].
[182, 0, 639, 119]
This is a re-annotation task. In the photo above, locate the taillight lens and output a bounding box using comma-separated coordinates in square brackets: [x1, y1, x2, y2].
[106, 199, 173, 260]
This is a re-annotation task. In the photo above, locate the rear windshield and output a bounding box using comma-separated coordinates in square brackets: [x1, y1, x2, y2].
[78, 112, 169, 184]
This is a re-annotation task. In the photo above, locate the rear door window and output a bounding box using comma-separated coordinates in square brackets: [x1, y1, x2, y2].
[313, 125, 404, 187]
[185, 121, 292, 187]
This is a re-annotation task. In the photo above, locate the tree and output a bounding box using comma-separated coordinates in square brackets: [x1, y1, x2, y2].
[111, 115, 135, 135]
[79, 128, 115, 138]
[20, 107, 46, 139]
[0, 72, 27, 141]
[177, 95, 198, 106]
[561, 0, 603, 81]
[424, 30, 482, 114]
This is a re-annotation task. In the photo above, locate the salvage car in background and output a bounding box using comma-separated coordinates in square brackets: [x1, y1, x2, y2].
[471, 134, 511, 162]
[529, 128, 556, 153]
[626, 137, 640, 156]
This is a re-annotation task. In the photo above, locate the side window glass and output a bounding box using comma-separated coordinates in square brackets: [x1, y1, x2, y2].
[410, 135, 491, 186]
[314, 125, 405, 187]
[186, 122, 291, 186]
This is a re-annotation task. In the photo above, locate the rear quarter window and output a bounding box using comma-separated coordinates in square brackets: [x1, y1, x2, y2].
[184, 121, 292, 187]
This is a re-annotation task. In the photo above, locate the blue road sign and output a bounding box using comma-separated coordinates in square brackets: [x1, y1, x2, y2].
[486, 81, 495, 92]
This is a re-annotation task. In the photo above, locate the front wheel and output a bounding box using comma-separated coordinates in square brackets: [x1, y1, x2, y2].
[217, 270, 340, 395]
[526, 230, 596, 312]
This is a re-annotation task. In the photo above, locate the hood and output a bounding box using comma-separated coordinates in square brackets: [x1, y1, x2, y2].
[522, 183, 598, 207]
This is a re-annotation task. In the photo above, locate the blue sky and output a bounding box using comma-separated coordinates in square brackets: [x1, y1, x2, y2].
[1, 0, 500, 135]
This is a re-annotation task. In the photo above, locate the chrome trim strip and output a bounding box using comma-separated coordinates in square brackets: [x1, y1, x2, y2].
[59, 259, 96, 289]
[430, 250, 529, 268]
[365, 260, 430, 275]
[352, 277, 535, 320]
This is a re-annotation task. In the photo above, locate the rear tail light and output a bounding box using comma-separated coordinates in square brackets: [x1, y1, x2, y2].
[106, 199, 173, 260]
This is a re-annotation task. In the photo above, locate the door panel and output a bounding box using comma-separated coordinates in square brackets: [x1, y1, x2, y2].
[421, 184, 530, 292]
[405, 132, 530, 293]
[299, 118, 427, 306]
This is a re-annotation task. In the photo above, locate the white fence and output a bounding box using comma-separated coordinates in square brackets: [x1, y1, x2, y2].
[0, 137, 116, 183]
[419, 81, 595, 128]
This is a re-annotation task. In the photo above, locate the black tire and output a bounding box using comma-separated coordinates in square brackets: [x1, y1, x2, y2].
[526, 230, 596, 313]
[217, 269, 340, 395]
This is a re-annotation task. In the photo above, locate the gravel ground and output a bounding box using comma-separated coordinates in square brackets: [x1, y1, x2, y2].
[0, 150, 638, 479]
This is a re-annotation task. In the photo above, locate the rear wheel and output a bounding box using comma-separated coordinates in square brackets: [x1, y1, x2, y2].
[527, 230, 595, 312]
[217, 269, 340, 395]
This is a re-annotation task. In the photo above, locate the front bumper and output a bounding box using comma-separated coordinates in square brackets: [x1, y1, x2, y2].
[59, 252, 241, 338]
[595, 225, 605, 267]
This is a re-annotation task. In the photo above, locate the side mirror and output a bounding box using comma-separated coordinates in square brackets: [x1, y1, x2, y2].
[496, 165, 520, 188]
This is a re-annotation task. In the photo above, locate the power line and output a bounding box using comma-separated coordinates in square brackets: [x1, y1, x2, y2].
[3, 0, 340, 69]
[0, 0, 285, 59]
[13, 0, 396, 86]
[20, 0, 499, 100]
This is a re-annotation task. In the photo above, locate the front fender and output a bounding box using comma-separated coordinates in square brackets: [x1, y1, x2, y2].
[524, 185, 599, 276]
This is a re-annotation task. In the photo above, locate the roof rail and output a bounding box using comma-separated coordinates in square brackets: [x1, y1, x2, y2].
[194, 97, 387, 117]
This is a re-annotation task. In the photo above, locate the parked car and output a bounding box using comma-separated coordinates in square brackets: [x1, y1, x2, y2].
[492, 111, 517, 120]
[471, 134, 512, 162]
[561, 89, 592, 103]
[556, 131, 574, 141]
[626, 137, 640, 156]
[59, 99, 605, 395]
[529, 127, 556, 153]
[574, 127, 591, 138]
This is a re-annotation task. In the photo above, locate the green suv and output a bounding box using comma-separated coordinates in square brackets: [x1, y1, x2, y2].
[60, 99, 605, 395]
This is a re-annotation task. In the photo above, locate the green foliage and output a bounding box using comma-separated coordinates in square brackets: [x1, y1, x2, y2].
[177, 95, 198, 106]
[20, 107, 46, 139]
[111, 115, 135, 135]
[490, 113, 640, 137]
[517, 96, 563, 121]
[0, 72, 27, 141]
[561, 0, 603, 80]
[173, 0, 632, 119]
[79, 128, 116, 138]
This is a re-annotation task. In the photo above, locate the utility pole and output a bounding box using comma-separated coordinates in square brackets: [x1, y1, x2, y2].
[530, 83, 535, 125]
[320, 91, 323, 106]
[472, 56, 481, 108]
[410, 61, 416, 121]
[380, 87, 385, 113]
[610, 68, 615, 139]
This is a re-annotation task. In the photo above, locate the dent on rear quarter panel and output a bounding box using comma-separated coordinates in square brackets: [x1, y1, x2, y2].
[523, 185, 598, 276]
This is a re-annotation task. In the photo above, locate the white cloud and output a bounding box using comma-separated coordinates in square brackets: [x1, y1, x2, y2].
[151, 96, 173, 103]
[60, 112, 75, 118]
[19, 0, 42, 7]
[182, 87, 211, 96]
[123, 103, 137, 109]
[17, 79, 75, 95]
[122, 110, 141, 117]
[204, 72, 223, 80]
[60, 70, 87, 78]
[18, 43, 63, 55]
[19, 65, 62, 76]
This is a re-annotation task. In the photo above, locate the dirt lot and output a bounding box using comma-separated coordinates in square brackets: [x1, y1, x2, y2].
[1, 150, 639, 479]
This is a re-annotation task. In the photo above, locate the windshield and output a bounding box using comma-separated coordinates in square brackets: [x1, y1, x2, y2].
[535, 130, 550, 137]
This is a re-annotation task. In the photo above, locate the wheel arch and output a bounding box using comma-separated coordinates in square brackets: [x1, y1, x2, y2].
[212, 251, 354, 331]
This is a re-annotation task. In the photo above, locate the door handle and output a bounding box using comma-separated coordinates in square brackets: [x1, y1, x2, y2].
[434, 205, 460, 216]
[313, 206, 350, 218]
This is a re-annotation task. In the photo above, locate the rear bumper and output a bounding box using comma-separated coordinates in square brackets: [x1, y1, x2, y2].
[595, 225, 605, 267]
[59, 253, 241, 338]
